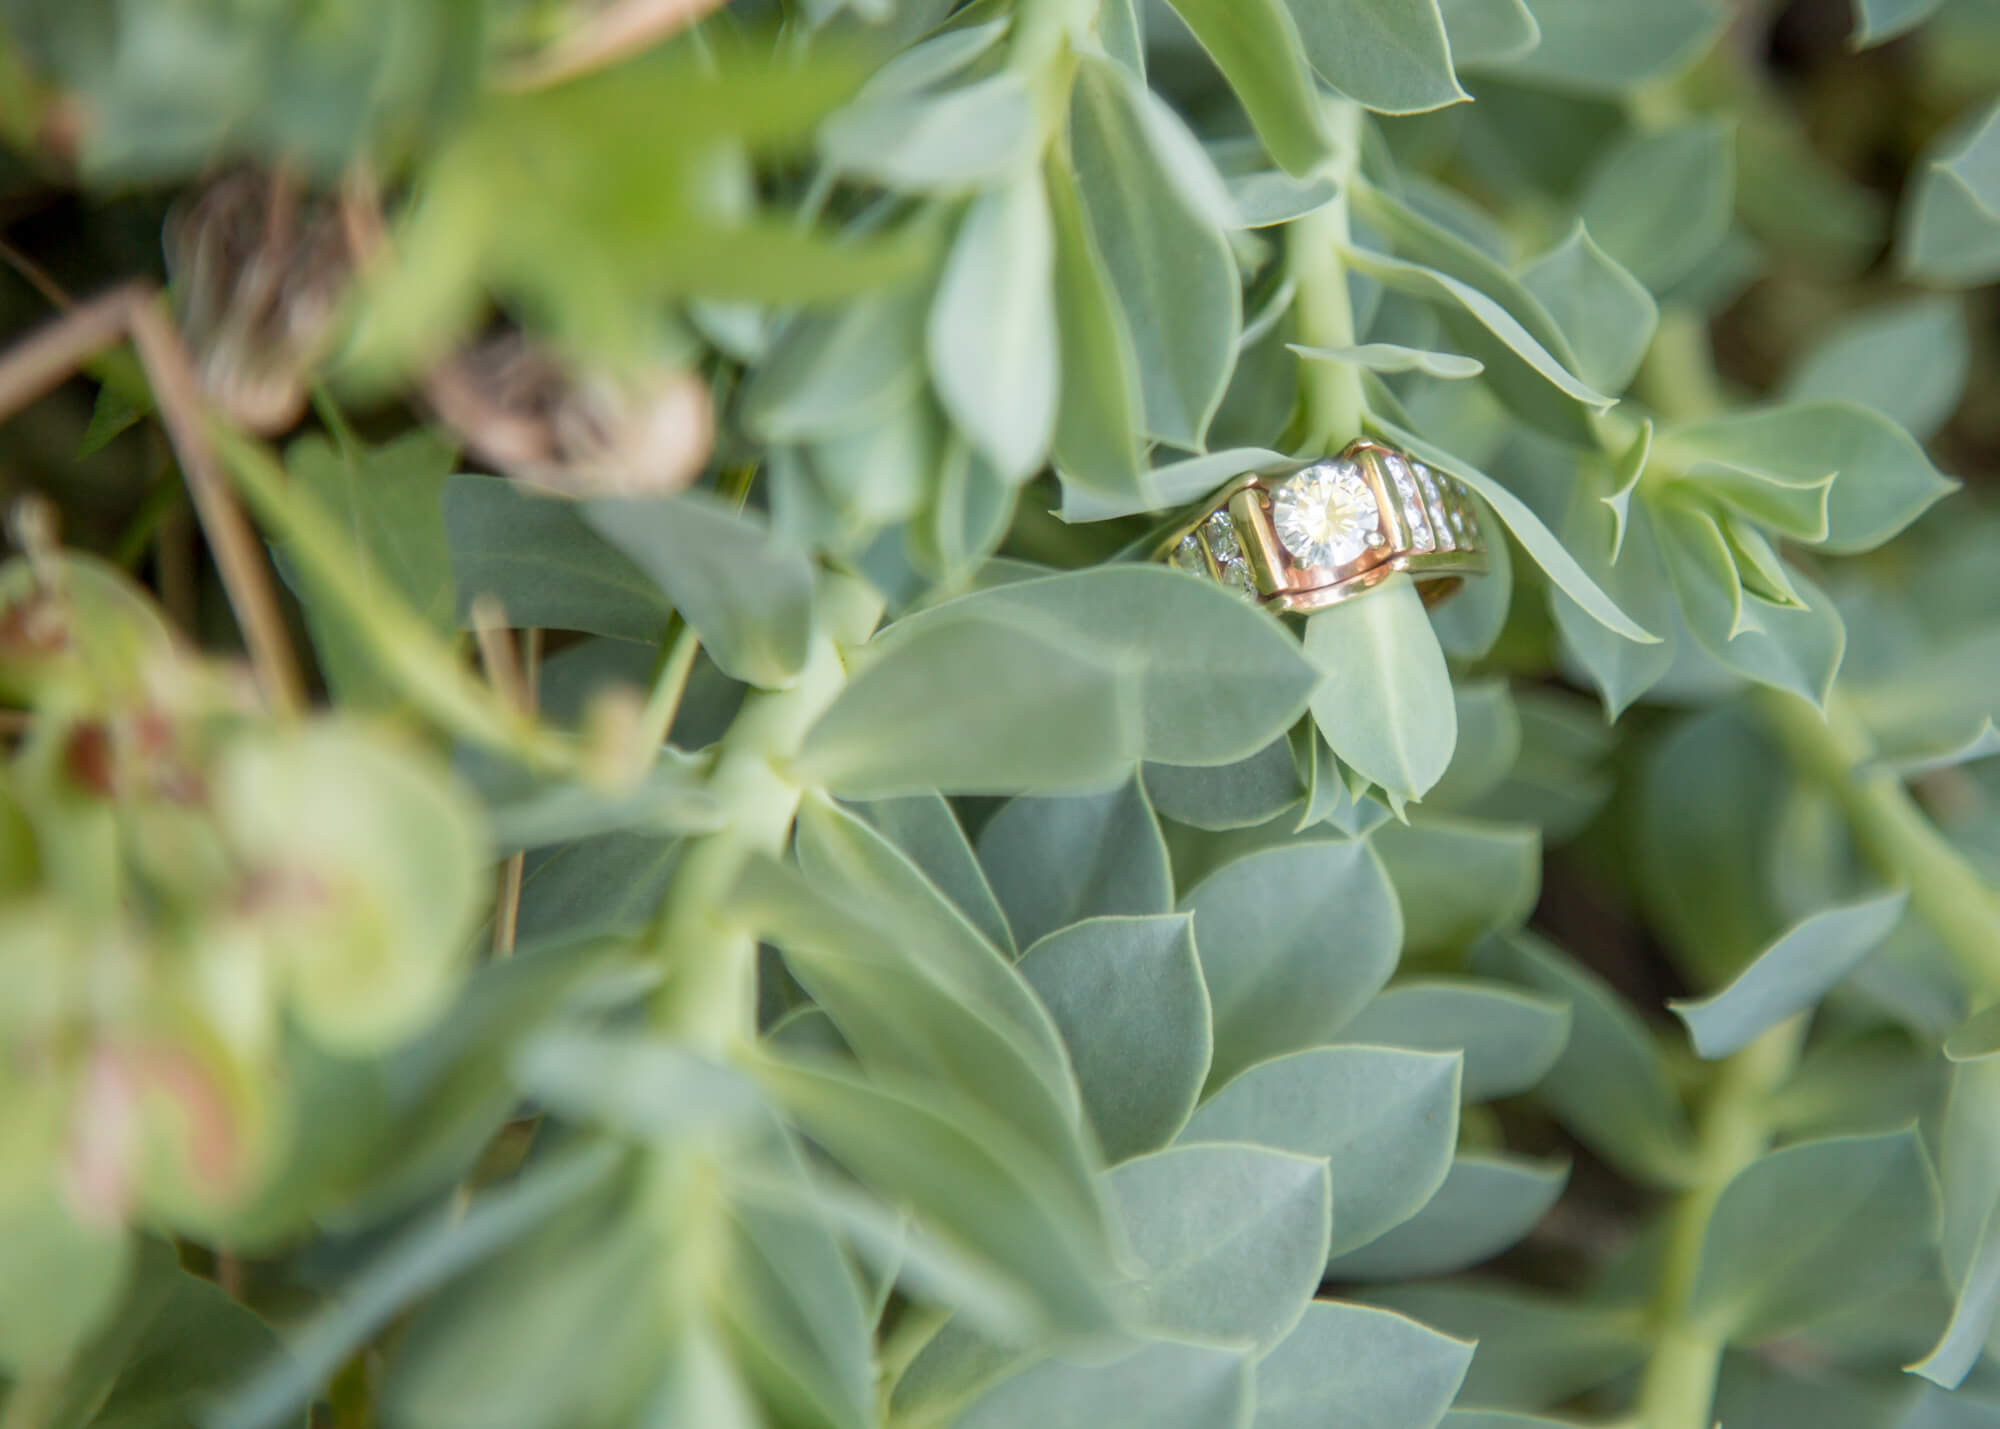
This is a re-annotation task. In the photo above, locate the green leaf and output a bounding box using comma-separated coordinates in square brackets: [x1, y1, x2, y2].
[1913, 1059, 2000, 1387]
[1663, 400, 1957, 553]
[977, 780, 1173, 951]
[583, 491, 816, 689]
[442, 475, 674, 642]
[1552, 490, 1680, 716]
[1689, 1129, 1941, 1343]
[1253, 1300, 1473, 1429]
[723, 1193, 877, 1429]
[1047, 155, 1147, 498]
[1946, 1006, 2000, 1063]
[483, 753, 724, 851]
[1110, 1143, 1331, 1347]
[1070, 54, 1242, 447]
[1163, 0, 1331, 175]
[1439, 0, 1542, 66]
[342, 52, 924, 370]
[928, 172, 1061, 482]
[1520, 225, 1658, 395]
[1651, 498, 1846, 707]
[50, 1238, 284, 1429]
[1227, 169, 1342, 227]
[517, 833, 681, 944]
[739, 286, 928, 445]
[1498, 0, 1728, 95]
[1343, 246, 1613, 418]
[286, 432, 458, 707]
[955, 1340, 1252, 1429]
[797, 612, 1138, 795]
[1328, 1152, 1570, 1281]
[1578, 120, 1735, 292]
[1183, 1046, 1461, 1258]
[1144, 737, 1305, 832]
[1339, 977, 1570, 1102]
[0, 1187, 129, 1373]
[1780, 296, 1969, 442]
[1359, 1283, 1648, 1408]
[856, 793, 1015, 955]
[1304, 576, 1459, 801]
[1290, 343, 1484, 379]
[1427, 681, 1523, 810]
[1911, 1198, 2000, 1389]
[832, 567, 1320, 770]
[1635, 706, 1793, 982]
[1179, 841, 1402, 1088]
[1285, 0, 1467, 114]
[1473, 932, 1699, 1187]
[1429, 513, 1515, 662]
[1369, 419, 1658, 647]
[1853, 0, 1945, 44]
[758, 1058, 1121, 1336]
[1059, 447, 1290, 523]
[1371, 816, 1542, 956]
[213, 1146, 621, 1429]
[1669, 891, 1910, 1059]
[736, 851, 1087, 1171]
[1349, 181, 1608, 442]
[1899, 101, 2000, 286]
[820, 73, 1036, 192]
[1019, 916, 1213, 1162]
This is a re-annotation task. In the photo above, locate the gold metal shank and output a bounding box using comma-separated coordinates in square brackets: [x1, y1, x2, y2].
[1152, 438, 1490, 613]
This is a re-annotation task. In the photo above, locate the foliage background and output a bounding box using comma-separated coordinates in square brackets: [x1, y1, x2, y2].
[2, 1, 2000, 1428]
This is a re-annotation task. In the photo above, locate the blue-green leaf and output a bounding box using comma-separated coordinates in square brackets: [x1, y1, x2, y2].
[1285, 0, 1467, 114]
[1110, 1143, 1331, 1347]
[1252, 1300, 1473, 1429]
[584, 491, 816, 688]
[1474, 932, 1699, 1187]
[1019, 916, 1212, 1163]
[1328, 1152, 1570, 1281]
[1338, 978, 1570, 1102]
[1689, 1129, 1941, 1343]
[1304, 577, 1458, 801]
[1669, 891, 1910, 1059]
[1183, 1046, 1461, 1257]
[1179, 842, 1402, 1087]
[928, 172, 1061, 483]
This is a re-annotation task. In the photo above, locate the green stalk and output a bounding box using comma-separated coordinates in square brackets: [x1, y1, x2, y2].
[1634, 307, 2000, 999]
[1633, 1016, 1807, 1429]
[649, 575, 881, 1051]
[1290, 98, 1366, 453]
[1754, 688, 2000, 997]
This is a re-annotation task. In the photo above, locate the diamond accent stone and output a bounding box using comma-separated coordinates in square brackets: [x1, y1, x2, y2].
[1170, 533, 1206, 576]
[1273, 460, 1381, 570]
[1412, 462, 1456, 552]
[1382, 452, 1436, 553]
[1201, 512, 1257, 597]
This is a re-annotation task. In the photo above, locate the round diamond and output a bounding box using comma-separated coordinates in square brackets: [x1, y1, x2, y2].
[1273, 461, 1381, 570]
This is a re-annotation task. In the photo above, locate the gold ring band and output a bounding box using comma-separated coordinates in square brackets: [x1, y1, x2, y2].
[1155, 439, 1489, 614]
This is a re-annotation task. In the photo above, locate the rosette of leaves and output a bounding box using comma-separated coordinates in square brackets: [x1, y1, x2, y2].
[0, 1, 1999, 1429]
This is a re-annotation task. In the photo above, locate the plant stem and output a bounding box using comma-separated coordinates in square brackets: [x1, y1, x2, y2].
[650, 576, 881, 1051]
[1290, 99, 1367, 453]
[1635, 297, 2000, 999]
[1754, 688, 2000, 997]
[1634, 1015, 1806, 1429]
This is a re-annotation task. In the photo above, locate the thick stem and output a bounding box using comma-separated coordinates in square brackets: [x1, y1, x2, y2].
[1635, 296, 2000, 1000]
[1634, 1016, 1806, 1429]
[649, 577, 881, 1051]
[1289, 99, 1366, 453]
[1754, 688, 2000, 997]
